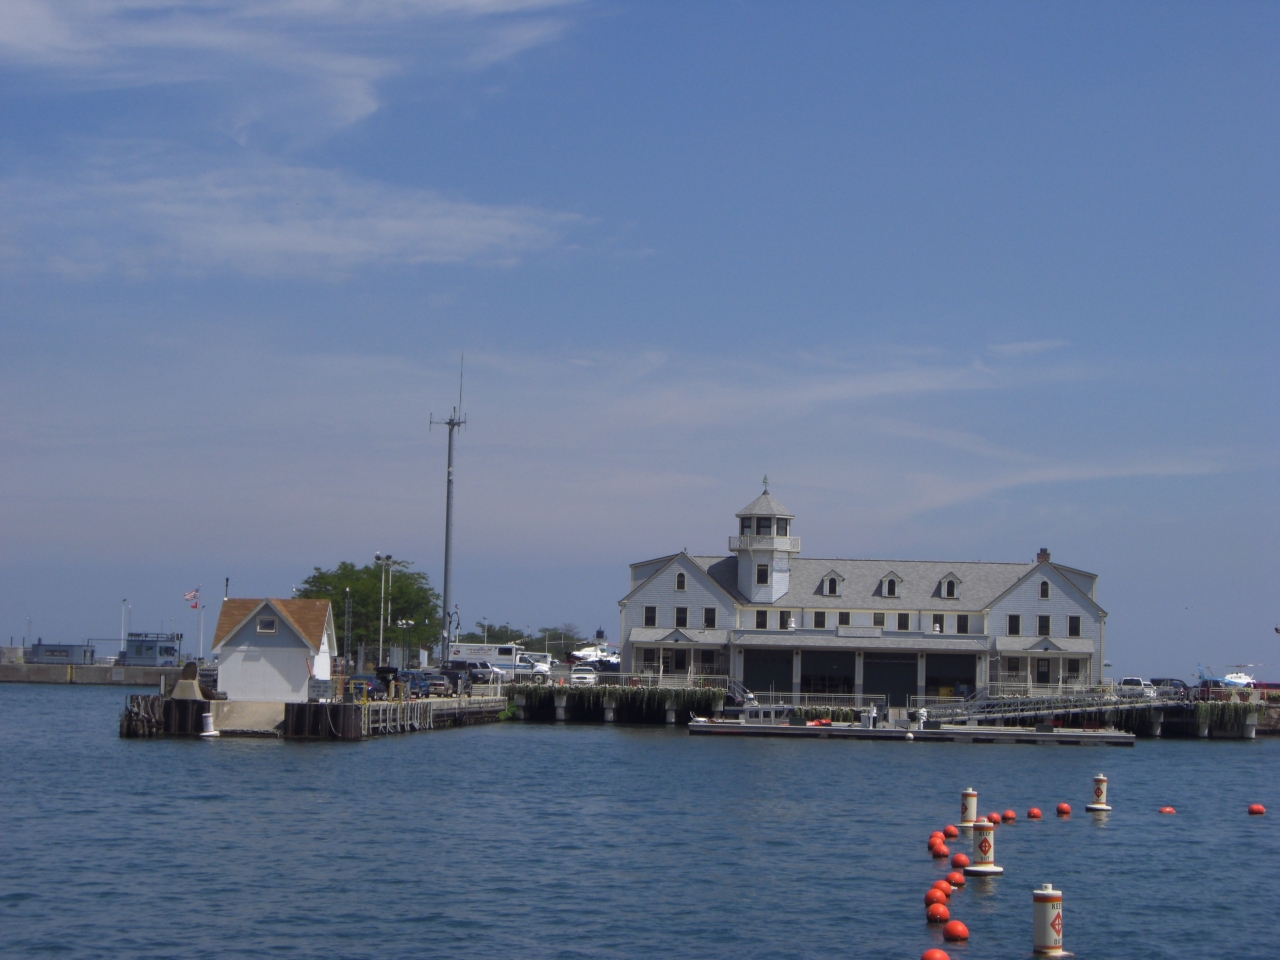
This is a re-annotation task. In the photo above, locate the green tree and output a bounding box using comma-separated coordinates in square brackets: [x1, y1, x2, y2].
[296, 560, 441, 663]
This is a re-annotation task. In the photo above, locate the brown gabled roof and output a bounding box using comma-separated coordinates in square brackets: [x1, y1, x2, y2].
[211, 598, 332, 653]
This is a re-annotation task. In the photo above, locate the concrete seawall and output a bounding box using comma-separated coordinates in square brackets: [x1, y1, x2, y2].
[0, 663, 182, 687]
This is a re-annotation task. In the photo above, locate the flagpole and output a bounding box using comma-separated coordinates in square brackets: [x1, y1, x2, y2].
[198, 605, 205, 661]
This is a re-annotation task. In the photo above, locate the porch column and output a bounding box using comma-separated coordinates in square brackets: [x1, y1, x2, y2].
[917, 653, 926, 700]
[854, 651, 863, 696]
[792, 649, 801, 695]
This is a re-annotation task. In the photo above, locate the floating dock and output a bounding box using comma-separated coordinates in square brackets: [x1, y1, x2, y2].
[688, 721, 1135, 746]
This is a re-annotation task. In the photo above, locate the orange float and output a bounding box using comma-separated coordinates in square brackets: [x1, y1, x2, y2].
[950, 853, 970, 869]
[926, 903, 950, 923]
[945, 870, 965, 887]
[1248, 804, 1266, 816]
[943, 824, 959, 839]
[1003, 809, 1017, 822]
[922, 950, 950, 960]
[942, 920, 969, 941]
[925, 889, 948, 907]
[1056, 803, 1071, 817]
[1027, 807, 1042, 819]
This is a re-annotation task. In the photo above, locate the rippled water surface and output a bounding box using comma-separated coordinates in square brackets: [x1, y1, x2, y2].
[1, 684, 1275, 959]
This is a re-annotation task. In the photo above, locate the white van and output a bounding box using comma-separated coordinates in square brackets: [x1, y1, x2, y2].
[447, 643, 549, 682]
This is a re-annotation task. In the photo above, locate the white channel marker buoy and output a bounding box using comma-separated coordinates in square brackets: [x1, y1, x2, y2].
[1085, 773, 1110, 812]
[963, 820, 1004, 876]
[1033, 883, 1068, 956]
[960, 787, 978, 830]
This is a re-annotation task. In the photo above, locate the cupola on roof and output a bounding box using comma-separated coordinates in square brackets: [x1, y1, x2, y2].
[736, 489, 794, 519]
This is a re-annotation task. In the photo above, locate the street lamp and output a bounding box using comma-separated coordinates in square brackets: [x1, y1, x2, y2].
[375, 552, 393, 665]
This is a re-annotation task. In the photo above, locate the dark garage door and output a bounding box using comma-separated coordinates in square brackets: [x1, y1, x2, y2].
[863, 652, 918, 707]
[925, 653, 976, 698]
[743, 649, 793, 695]
[801, 651, 859, 694]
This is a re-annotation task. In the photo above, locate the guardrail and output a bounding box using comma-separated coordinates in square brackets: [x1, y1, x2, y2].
[909, 696, 967, 710]
[592, 673, 730, 690]
[987, 681, 1112, 699]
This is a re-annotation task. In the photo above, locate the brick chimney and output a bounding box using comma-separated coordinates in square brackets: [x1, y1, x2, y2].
[1036, 547, 1051, 563]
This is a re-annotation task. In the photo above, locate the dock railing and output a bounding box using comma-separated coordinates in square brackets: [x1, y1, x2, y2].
[746, 692, 888, 710]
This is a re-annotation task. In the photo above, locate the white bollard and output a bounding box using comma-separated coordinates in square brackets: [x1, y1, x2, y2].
[199, 711, 219, 738]
[963, 820, 1004, 876]
[960, 787, 978, 829]
[1085, 773, 1111, 812]
[1032, 883, 1066, 956]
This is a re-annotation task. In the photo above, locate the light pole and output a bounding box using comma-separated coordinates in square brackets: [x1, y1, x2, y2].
[120, 600, 127, 657]
[430, 357, 466, 664]
[375, 553, 393, 665]
[198, 604, 206, 661]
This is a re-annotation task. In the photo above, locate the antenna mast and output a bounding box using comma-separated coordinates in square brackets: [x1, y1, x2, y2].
[430, 354, 466, 663]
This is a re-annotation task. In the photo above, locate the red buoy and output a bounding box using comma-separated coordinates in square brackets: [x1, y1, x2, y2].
[921, 949, 950, 960]
[1056, 803, 1071, 817]
[925, 889, 948, 907]
[1003, 809, 1016, 822]
[1027, 807, 1042, 819]
[943, 824, 959, 839]
[988, 811, 1003, 824]
[942, 920, 969, 942]
[927, 903, 950, 924]
[1249, 804, 1266, 816]
[932, 880, 953, 896]
[946, 870, 966, 887]
[930, 830, 945, 840]
[950, 853, 970, 868]
[1159, 806, 1176, 815]
[932, 843, 950, 859]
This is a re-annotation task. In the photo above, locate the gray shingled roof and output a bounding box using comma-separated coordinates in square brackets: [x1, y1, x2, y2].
[691, 555, 1039, 609]
[736, 491, 794, 518]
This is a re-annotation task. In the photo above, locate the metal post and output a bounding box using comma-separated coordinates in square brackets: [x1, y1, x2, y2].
[344, 588, 352, 667]
[431, 359, 466, 663]
[377, 554, 386, 666]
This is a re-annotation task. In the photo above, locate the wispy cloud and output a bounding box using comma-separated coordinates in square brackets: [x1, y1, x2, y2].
[988, 339, 1068, 356]
[0, 161, 577, 276]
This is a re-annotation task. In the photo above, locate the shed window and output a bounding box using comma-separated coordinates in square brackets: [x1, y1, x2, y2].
[838, 612, 850, 626]
[703, 608, 716, 629]
[886, 578, 897, 597]
[675, 572, 686, 591]
[957, 614, 969, 635]
[897, 612, 910, 631]
[755, 517, 772, 535]
[257, 617, 277, 634]
[643, 606, 657, 627]
[1038, 615, 1051, 637]
[813, 611, 827, 629]
[775, 518, 789, 536]
[756, 564, 769, 585]
[675, 607, 688, 628]
[1040, 580, 1050, 599]
[873, 612, 885, 627]
[755, 610, 768, 629]
[1068, 615, 1081, 637]
[945, 580, 956, 598]
[1007, 614, 1021, 636]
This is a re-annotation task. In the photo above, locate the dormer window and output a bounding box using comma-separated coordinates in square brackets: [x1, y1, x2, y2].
[755, 517, 772, 536]
[675, 573, 686, 591]
[945, 580, 956, 599]
[886, 578, 897, 597]
[828, 578, 838, 595]
[820, 571, 843, 597]
[1040, 580, 1050, 599]
[775, 518, 789, 536]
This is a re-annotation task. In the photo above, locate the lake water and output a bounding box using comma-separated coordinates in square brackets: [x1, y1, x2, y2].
[1, 684, 1275, 959]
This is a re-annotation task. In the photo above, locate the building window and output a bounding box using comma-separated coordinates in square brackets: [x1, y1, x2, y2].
[1040, 580, 1050, 599]
[1066, 658, 1080, 678]
[257, 617, 277, 634]
[886, 578, 897, 597]
[776, 518, 789, 536]
[873, 612, 885, 627]
[779, 610, 792, 629]
[644, 606, 657, 627]
[932, 613, 944, 633]
[675, 573, 686, 591]
[827, 577, 838, 596]
[1007, 614, 1021, 636]
[1006, 657, 1021, 675]
[839, 612, 851, 626]
[755, 610, 768, 629]
[703, 608, 716, 629]
[675, 607, 688, 628]
[1038, 615, 1051, 637]
[897, 612, 910, 631]
[756, 564, 769, 585]
[814, 611, 827, 629]
[642, 648, 657, 665]
[957, 614, 969, 634]
[1068, 615, 1081, 637]
[945, 580, 956, 598]
[755, 517, 772, 536]
[740, 517, 751, 535]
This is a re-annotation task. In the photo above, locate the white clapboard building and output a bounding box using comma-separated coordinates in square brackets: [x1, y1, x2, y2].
[619, 487, 1106, 706]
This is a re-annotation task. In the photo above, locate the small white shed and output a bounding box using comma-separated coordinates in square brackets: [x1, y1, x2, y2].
[211, 598, 335, 703]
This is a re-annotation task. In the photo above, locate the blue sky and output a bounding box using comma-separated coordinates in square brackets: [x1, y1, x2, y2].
[1, 2, 1276, 678]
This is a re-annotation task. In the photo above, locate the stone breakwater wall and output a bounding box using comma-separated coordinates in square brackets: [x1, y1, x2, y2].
[0, 663, 182, 687]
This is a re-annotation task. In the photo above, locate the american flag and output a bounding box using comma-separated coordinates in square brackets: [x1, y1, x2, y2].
[184, 587, 200, 609]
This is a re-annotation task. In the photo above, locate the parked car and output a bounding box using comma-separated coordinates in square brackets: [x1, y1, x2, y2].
[1117, 677, 1155, 697]
[470, 661, 504, 684]
[569, 664, 598, 686]
[396, 670, 447, 698]
[420, 673, 452, 697]
[346, 674, 387, 699]
[438, 662, 475, 696]
[1150, 678, 1189, 697]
